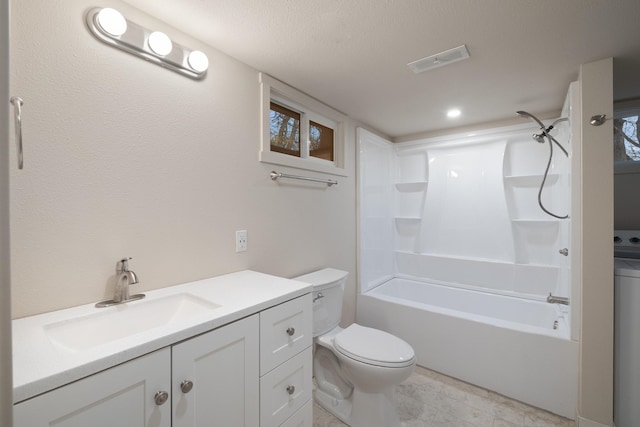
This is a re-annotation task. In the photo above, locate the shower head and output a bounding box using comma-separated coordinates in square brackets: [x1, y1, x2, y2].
[532, 133, 546, 143]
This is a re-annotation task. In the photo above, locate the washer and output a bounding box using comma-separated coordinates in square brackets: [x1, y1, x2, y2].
[614, 231, 640, 426]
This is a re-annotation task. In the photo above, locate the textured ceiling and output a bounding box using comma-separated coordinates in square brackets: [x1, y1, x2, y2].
[123, 0, 640, 139]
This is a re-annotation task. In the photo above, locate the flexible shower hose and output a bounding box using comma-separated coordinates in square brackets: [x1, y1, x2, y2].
[538, 131, 569, 219]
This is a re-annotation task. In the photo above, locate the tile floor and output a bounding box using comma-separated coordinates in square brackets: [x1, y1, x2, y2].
[313, 365, 577, 427]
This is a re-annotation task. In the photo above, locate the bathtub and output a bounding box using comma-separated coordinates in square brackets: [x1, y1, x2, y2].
[356, 278, 578, 419]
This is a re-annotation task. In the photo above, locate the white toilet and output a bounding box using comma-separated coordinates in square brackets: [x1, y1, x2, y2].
[294, 268, 415, 427]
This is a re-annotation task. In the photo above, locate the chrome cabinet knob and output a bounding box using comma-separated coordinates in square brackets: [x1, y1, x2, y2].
[286, 385, 295, 395]
[154, 390, 169, 406]
[286, 327, 295, 336]
[180, 380, 194, 394]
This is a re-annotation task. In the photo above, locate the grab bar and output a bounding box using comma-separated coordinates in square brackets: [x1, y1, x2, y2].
[10, 96, 24, 170]
[270, 171, 338, 187]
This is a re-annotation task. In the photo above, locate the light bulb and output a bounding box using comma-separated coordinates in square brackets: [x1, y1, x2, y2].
[148, 31, 172, 56]
[96, 8, 127, 37]
[187, 50, 209, 72]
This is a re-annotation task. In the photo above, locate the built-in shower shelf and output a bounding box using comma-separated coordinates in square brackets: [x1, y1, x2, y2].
[504, 174, 559, 186]
[394, 216, 422, 221]
[394, 181, 428, 191]
[515, 262, 562, 269]
[511, 219, 560, 225]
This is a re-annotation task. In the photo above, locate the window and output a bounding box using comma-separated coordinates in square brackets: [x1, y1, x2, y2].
[270, 102, 301, 157]
[260, 73, 347, 176]
[614, 114, 639, 161]
[614, 100, 640, 173]
[309, 121, 334, 161]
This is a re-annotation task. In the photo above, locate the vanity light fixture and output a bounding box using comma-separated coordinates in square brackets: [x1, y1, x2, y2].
[86, 7, 208, 80]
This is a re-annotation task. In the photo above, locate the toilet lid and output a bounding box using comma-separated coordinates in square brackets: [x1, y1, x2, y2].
[334, 324, 415, 368]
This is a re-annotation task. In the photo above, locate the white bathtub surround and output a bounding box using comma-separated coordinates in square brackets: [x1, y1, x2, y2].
[313, 365, 577, 427]
[358, 121, 572, 299]
[356, 88, 578, 419]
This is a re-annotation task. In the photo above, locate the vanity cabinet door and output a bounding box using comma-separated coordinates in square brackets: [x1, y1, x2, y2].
[172, 314, 259, 427]
[13, 348, 171, 427]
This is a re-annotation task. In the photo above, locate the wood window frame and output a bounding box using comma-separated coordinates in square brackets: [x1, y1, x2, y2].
[260, 73, 347, 177]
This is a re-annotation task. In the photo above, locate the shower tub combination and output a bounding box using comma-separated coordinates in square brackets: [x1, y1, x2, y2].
[356, 85, 578, 419]
[357, 277, 577, 418]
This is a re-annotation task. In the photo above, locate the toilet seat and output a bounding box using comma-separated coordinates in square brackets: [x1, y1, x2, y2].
[334, 324, 415, 368]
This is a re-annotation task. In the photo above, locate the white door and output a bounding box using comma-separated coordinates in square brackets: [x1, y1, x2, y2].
[13, 348, 171, 427]
[172, 314, 259, 427]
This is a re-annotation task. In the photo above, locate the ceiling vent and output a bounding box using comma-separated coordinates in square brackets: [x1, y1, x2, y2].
[407, 45, 470, 74]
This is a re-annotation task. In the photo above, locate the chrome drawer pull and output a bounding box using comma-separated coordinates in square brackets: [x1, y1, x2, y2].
[286, 327, 295, 336]
[286, 385, 295, 395]
[180, 380, 194, 393]
[154, 390, 169, 406]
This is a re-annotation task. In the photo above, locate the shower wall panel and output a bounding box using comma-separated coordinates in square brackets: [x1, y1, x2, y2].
[359, 118, 571, 300]
[358, 129, 394, 292]
[419, 140, 513, 262]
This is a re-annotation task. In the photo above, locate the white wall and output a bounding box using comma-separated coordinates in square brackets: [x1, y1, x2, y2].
[578, 58, 614, 427]
[1, 0, 13, 423]
[9, 0, 358, 323]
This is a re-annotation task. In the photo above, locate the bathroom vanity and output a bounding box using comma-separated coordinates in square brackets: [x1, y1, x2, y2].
[12, 270, 313, 427]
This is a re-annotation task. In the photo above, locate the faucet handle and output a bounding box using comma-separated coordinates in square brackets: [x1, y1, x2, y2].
[117, 257, 133, 273]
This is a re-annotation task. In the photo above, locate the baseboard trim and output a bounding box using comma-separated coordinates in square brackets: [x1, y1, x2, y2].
[577, 415, 612, 427]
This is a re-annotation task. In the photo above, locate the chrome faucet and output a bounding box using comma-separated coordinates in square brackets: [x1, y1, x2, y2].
[96, 257, 145, 307]
[114, 257, 139, 302]
[547, 293, 569, 305]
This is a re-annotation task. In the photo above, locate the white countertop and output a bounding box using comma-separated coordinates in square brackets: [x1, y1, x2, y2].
[12, 270, 311, 403]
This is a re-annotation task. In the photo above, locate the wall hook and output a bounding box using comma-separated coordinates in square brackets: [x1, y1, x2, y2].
[589, 114, 608, 126]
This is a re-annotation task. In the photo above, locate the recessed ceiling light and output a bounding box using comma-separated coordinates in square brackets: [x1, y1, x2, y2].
[447, 109, 461, 118]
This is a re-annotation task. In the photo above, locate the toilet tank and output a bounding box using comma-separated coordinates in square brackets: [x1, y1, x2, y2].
[293, 268, 348, 337]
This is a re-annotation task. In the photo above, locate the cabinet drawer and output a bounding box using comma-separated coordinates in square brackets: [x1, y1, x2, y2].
[280, 399, 312, 427]
[259, 347, 312, 427]
[260, 294, 312, 374]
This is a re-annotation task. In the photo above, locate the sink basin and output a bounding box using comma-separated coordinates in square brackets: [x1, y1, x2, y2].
[44, 293, 221, 351]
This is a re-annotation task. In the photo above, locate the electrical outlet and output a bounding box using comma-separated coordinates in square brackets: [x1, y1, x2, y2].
[235, 230, 247, 252]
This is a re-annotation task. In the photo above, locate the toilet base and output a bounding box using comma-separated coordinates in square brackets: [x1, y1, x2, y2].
[314, 386, 353, 424]
[314, 386, 402, 427]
